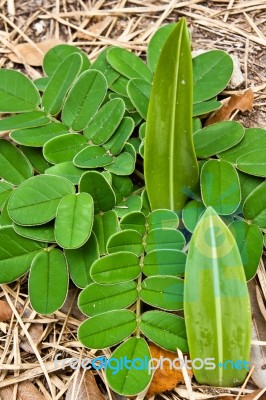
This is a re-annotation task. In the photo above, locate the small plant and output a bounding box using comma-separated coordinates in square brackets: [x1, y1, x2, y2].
[0, 17, 265, 397]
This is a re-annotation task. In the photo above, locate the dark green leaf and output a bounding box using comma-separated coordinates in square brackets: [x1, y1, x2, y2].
[120, 211, 146, 235]
[147, 209, 179, 230]
[243, 181, 266, 228]
[13, 221, 55, 243]
[20, 146, 51, 174]
[105, 152, 135, 175]
[143, 249, 186, 277]
[147, 23, 175, 72]
[91, 47, 119, 86]
[193, 99, 221, 117]
[0, 181, 13, 210]
[145, 228, 186, 253]
[236, 149, 266, 177]
[11, 122, 69, 147]
[45, 161, 84, 184]
[182, 200, 206, 232]
[43, 133, 87, 164]
[114, 195, 142, 218]
[107, 229, 143, 256]
[93, 210, 119, 255]
[0, 111, 49, 131]
[102, 117, 135, 156]
[74, 145, 113, 168]
[127, 79, 151, 119]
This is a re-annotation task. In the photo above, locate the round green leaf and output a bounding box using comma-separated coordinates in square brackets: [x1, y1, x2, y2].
[62, 70, 107, 131]
[10, 122, 69, 147]
[201, 160, 241, 215]
[120, 211, 146, 235]
[140, 276, 184, 310]
[243, 181, 266, 228]
[91, 47, 119, 87]
[106, 337, 152, 396]
[65, 231, 99, 288]
[74, 145, 113, 168]
[0, 70, 40, 112]
[103, 117, 135, 156]
[111, 174, 133, 203]
[43, 133, 87, 164]
[114, 195, 142, 218]
[182, 200, 206, 232]
[238, 170, 264, 210]
[83, 98, 125, 144]
[0, 226, 45, 283]
[43, 44, 90, 76]
[107, 229, 144, 256]
[13, 221, 55, 243]
[29, 249, 68, 314]
[8, 175, 75, 225]
[45, 161, 85, 184]
[55, 193, 94, 249]
[0, 139, 33, 185]
[143, 249, 186, 277]
[193, 50, 233, 103]
[110, 75, 129, 97]
[194, 121, 244, 158]
[127, 79, 151, 119]
[20, 146, 51, 174]
[0, 111, 49, 131]
[78, 281, 137, 316]
[140, 310, 188, 352]
[91, 251, 140, 284]
[93, 210, 119, 255]
[145, 228, 186, 253]
[79, 171, 116, 214]
[147, 209, 179, 230]
[34, 77, 50, 91]
[147, 23, 176, 72]
[105, 152, 135, 175]
[229, 220, 263, 281]
[78, 310, 137, 349]
[236, 149, 266, 177]
[0, 181, 13, 210]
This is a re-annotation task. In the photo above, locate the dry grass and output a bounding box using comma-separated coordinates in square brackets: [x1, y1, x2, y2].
[0, 1, 265, 399]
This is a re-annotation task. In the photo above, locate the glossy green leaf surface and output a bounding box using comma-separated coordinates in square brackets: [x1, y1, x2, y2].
[236, 149, 266, 177]
[140, 310, 188, 352]
[105, 152, 135, 175]
[29, 249, 68, 314]
[93, 210, 119, 255]
[140, 276, 184, 310]
[83, 98, 125, 144]
[78, 281, 137, 316]
[229, 220, 263, 281]
[11, 122, 69, 147]
[182, 200, 205, 232]
[91, 251, 140, 284]
[194, 121, 244, 158]
[243, 181, 266, 228]
[74, 145, 113, 168]
[144, 19, 198, 212]
[201, 160, 241, 215]
[0, 70, 40, 112]
[42, 53, 83, 115]
[43, 133, 87, 164]
[107, 47, 152, 82]
[145, 228, 185, 253]
[8, 175, 75, 225]
[107, 229, 143, 256]
[62, 70, 107, 131]
[120, 211, 146, 235]
[45, 161, 84, 184]
[0, 226, 45, 283]
[147, 23, 175, 72]
[79, 171, 116, 214]
[127, 79, 151, 119]
[147, 209, 179, 230]
[102, 117, 135, 155]
[13, 221, 55, 243]
[193, 50, 233, 103]
[65, 232, 99, 288]
[0, 139, 33, 185]
[0, 111, 49, 131]
[78, 310, 137, 349]
[184, 207, 251, 386]
[106, 338, 152, 396]
[143, 249, 186, 277]
[55, 193, 93, 249]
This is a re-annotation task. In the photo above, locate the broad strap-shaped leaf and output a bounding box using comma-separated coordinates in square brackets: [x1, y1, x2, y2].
[78, 281, 137, 316]
[65, 232, 99, 288]
[140, 276, 184, 310]
[107, 47, 152, 82]
[83, 98, 125, 144]
[194, 121, 244, 158]
[0, 111, 49, 131]
[140, 310, 188, 352]
[0, 226, 45, 283]
[90, 251, 140, 284]
[107, 229, 143, 256]
[102, 117, 135, 156]
[0, 139, 33, 185]
[147, 209, 179, 231]
[29, 248, 68, 314]
[10, 122, 69, 147]
[236, 149, 266, 177]
[182, 199, 206, 232]
[62, 69, 107, 131]
[243, 181, 266, 228]
[79, 171, 116, 214]
[78, 310, 137, 349]
[229, 220, 263, 281]
[201, 160, 241, 215]
[74, 145, 113, 168]
[55, 193, 94, 249]
[45, 161, 84, 184]
[8, 175, 75, 225]
[193, 50, 233, 103]
[105, 152, 135, 176]
[42, 52, 83, 115]
[106, 338, 152, 396]
[143, 249, 186, 277]
[145, 228, 185, 253]
[120, 211, 146, 235]
[13, 221, 56, 243]
[43, 133, 87, 164]
[0, 70, 40, 112]
[184, 207, 251, 386]
[147, 23, 175, 72]
[127, 79, 151, 119]
[144, 19, 199, 212]
[93, 210, 119, 255]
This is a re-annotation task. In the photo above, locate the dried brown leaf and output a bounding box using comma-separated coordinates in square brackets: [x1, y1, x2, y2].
[237, 388, 266, 400]
[147, 343, 193, 398]
[7, 39, 63, 66]
[65, 370, 105, 400]
[0, 299, 13, 321]
[0, 381, 45, 400]
[20, 323, 43, 354]
[205, 89, 254, 126]
[76, 17, 113, 40]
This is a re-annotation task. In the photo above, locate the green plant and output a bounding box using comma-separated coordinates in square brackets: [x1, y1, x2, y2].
[0, 16, 265, 397]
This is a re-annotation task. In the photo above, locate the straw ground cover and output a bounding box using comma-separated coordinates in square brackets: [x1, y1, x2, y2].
[0, 1, 265, 399]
